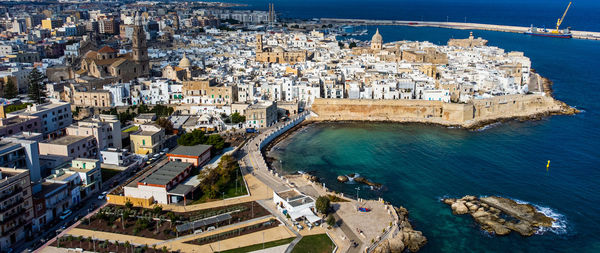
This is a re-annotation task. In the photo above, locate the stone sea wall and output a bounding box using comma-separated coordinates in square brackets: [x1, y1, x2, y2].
[310, 94, 575, 129]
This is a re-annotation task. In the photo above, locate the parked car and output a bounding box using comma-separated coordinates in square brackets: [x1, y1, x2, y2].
[59, 209, 72, 220]
[207, 226, 216, 231]
[296, 224, 304, 230]
[98, 191, 108, 200]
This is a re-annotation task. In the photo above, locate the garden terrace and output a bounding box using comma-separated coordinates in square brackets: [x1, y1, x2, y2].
[78, 201, 270, 239]
[184, 218, 280, 246]
[51, 235, 176, 253]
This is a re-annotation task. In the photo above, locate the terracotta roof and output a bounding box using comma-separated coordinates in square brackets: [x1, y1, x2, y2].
[110, 58, 128, 68]
[84, 51, 98, 59]
[98, 45, 117, 53]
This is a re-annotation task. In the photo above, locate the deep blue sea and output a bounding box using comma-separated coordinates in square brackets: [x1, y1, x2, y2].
[218, 0, 600, 32]
[224, 0, 600, 252]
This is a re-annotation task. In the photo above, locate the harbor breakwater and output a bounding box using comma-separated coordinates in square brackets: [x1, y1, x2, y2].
[320, 18, 600, 41]
[310, 93, 576, 129]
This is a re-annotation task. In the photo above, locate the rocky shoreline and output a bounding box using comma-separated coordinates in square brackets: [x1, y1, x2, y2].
[373, 206, 428, 253]
[310, 74, 579, 131]
[443, 196, 555, 236]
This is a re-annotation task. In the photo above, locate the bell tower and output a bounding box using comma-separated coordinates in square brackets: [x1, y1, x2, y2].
[256, 34, 263, 52]
[132, 11, 149, 77]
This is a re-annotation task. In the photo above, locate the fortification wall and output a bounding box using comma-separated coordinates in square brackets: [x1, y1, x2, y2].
[311, 94, 570, 128]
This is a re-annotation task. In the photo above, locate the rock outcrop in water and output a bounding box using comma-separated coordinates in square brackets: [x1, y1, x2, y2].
[443, 195, 555, 236]
[373, 206, 427, 253]
[337, 173, 382, 188]
[337, 175, 348, 183]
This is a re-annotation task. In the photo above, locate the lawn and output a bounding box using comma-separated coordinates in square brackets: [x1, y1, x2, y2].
[122, 125, 139, 133]
[190, 167, 248, 204]
[101, 168, 121, 182]
[291, 234, 335, 253]
[220, 237, 295, 253]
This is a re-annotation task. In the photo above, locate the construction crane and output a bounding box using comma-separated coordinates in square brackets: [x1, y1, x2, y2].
[554, 1, 572, 33]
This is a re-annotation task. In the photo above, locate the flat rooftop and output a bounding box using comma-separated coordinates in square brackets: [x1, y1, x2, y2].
[0, 115, 36, 126]
[135, 113, 156, 120]
[34, 182, 67, 198]
[134, 131, 159, 136]
[277, 189, 314, 207]
[168, 144, 211, 157]
[139, 161, 192, 187]
[45, 135, 89, 145]
[8, 102, 69, 115]
[0, 141, 21, 153]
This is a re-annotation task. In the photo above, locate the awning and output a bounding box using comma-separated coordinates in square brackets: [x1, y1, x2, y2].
[288, 208, 321, 224]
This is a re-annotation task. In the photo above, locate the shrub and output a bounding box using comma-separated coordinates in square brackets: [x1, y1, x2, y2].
[326, 215, 336, 227]
[125, 201, 134, 209]
[316, 196, 331, 215]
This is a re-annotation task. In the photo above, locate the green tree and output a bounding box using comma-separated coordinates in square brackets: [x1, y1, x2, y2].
[138, 104, 150, 114]
[125, 200, 133, 210]
[315, 196, 331, 215]
[326, 215, 336, 227]
[153, 205, 163, 215]
[3, 78, 18, 99]
[349, 42, 357, 48]
[152, 105, 174, 117]
[27, 68, 46, 104]
[205, 134, 225, 151]
[156, 117, 174, 135]
[177, 129, 207, 146]
[230, 112, 246, 124]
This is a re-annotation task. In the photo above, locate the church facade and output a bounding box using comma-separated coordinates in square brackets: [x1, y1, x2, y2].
[77, 12, 149, 85]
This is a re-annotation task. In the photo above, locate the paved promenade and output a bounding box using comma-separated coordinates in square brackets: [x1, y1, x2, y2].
[321, 18, 600, 40]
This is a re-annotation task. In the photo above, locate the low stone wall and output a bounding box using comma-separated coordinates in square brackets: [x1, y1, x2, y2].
[107, 194, 155, 208]
[310, 94, 573, 129]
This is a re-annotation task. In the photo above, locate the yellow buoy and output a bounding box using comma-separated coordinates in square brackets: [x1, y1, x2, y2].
[547, 160, 550, 171]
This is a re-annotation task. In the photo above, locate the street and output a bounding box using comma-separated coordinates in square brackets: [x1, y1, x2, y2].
[25, 157, 165, 253]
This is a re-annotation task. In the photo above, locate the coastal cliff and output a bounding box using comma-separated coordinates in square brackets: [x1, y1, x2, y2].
[310, 93, 576, 129]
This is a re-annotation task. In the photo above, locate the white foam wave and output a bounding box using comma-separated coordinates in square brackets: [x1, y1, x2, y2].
[507, 198, 568, 235]
[475, 122, 502, 131]
[532, 204, 568, 235]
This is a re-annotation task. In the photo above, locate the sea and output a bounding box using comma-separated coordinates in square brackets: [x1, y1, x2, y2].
[226, 0, 600, 252]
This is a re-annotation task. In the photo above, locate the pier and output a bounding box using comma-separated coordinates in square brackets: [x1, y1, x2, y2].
[320, 18, 600, 41]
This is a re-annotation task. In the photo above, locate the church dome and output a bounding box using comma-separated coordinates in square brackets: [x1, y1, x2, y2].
[372, 28, 383, 43]
[178, 53, 191, 68]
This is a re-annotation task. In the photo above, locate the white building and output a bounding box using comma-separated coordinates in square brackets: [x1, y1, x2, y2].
[273, 189, 321, 225]
[7, 101, 73, 138]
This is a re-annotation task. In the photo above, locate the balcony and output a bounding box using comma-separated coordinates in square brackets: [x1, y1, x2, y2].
[0, 196, 24, 212]
[0, 206, 25, 222]
[0, 185, 22, 202]
[1, 217, 29, 236]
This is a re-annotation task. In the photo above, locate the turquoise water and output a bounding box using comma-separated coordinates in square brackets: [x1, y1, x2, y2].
[270, 26, 600, 252]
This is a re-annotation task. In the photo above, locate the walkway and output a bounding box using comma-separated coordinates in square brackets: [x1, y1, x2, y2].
[160, 173, 272, 212]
